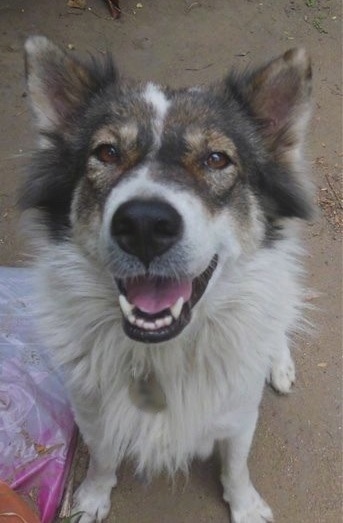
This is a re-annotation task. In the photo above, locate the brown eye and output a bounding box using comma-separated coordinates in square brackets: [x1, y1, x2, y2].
[93, 144, 119, 164]
[205, 152, 232, 170]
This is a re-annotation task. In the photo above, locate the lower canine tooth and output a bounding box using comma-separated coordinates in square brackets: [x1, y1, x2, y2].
[128, 314, 136, 324]
[170, 297, 184, 320]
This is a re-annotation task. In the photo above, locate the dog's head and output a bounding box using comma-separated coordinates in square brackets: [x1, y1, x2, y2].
[22, 37, 313, 343]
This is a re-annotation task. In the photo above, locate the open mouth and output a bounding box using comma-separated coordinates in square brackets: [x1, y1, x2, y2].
[116, 255, 218, 343]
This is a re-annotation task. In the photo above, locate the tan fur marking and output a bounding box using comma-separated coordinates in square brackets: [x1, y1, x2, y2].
[90, 128, 117, 150]
[185, 128, 237, 160]
[119, 122, 139, 147]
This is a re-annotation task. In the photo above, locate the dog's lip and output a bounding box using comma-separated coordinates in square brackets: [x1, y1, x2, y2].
[115, 254, 218, 343]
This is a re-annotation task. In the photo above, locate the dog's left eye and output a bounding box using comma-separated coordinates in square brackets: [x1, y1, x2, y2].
[205, 152, 232, 170]
[93, 144, 119, 164]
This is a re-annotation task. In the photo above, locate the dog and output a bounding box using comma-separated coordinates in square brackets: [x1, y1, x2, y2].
[21, 36, 313, 523]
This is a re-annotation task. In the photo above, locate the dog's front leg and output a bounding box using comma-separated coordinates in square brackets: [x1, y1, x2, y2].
[219, 410, 273, 523]
[69, 402, 118, 523]
[72, 447, 118, 523]
[269, 335, 296, 395]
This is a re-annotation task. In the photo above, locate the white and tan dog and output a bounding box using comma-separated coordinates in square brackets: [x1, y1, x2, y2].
[22, 37, 313, 523]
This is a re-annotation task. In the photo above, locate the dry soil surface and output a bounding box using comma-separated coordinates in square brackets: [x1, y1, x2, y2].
[0, 1, 341, 522]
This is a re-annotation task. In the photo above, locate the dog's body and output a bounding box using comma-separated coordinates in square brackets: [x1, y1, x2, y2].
[22, 37, 313, 523]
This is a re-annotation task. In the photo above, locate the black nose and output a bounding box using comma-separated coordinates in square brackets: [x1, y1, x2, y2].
[111, 199, 183, 267]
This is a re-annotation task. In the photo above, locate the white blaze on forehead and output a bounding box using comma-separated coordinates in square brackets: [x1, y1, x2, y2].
[143, 82, 170, 146]
[188, 86, 203, 93]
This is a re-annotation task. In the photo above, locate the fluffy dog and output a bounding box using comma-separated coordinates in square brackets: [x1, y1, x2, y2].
[21, 36, 313, 523]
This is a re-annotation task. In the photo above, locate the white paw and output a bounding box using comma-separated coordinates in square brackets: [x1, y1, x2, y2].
[230, 489, 274, 523]
[72, 479, 112, 523]
[269, 355, 295, 395]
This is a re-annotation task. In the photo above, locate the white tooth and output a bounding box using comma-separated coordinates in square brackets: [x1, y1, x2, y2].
[164, 315, 172, 326]
[136, 318, 145, 328]
[155, 319, 165, 329]
[119, 294, 134, 318]
[128, 314, 136, 325]
[170, 297, 184, 320]
[144, 321, 156, 330]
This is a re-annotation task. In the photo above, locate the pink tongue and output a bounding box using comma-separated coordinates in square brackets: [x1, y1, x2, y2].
[126, 277, 192, 314]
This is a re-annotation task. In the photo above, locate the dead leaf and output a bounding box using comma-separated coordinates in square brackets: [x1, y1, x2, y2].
[67, 0, 86, 9]
[34, 443, 48, 454]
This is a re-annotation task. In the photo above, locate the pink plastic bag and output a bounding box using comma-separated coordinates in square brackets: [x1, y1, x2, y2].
[0, 267, 77, 522]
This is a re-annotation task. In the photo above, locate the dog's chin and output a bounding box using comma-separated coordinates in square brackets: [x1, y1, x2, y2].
[115, 254, 218, 344]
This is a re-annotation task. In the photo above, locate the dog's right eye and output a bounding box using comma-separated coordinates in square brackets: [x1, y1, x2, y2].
[205, 152, 232, 170]
[93, 144, 120, 164]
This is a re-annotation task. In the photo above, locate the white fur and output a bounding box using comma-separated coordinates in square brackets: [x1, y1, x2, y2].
[143, 82, 170, 147]
[33, 225, 304, 522]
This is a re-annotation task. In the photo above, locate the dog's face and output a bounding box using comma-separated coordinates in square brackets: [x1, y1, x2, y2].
[22, 37, 312, 343]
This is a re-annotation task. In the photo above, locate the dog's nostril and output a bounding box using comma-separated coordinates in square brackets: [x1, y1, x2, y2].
[155, 218, 178, 237]
[111, 199, 183, 266]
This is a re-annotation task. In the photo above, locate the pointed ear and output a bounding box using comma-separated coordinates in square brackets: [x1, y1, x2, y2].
[232, 48, 312, 157]
[24, 36, 117, 131]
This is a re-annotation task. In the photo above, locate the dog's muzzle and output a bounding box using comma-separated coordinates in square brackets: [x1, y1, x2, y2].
[111, 198, 218, 343]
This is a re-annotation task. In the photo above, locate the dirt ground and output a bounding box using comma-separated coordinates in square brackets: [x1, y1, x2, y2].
[0, 1, 341, 522]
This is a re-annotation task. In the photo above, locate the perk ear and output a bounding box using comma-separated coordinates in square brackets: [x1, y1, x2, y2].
[24, 36, 117, 131]
[231, 48, 312, 158]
